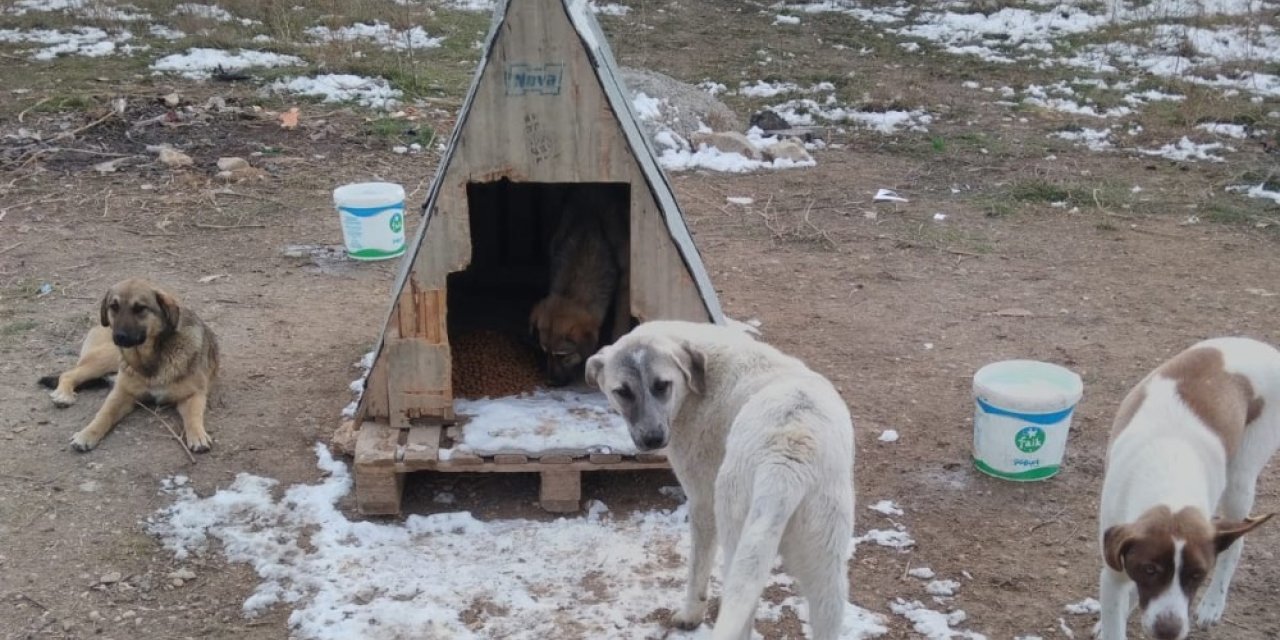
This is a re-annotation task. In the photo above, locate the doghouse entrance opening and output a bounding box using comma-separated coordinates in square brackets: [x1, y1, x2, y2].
[448, 180, 632, 400]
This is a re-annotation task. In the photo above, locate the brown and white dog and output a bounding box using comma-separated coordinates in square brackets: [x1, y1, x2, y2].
[1096, 337, 1280, 640]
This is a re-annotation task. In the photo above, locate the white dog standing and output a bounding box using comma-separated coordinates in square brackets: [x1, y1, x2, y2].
[1096, 337, 1280, 640]
[586, 321, 855, 640]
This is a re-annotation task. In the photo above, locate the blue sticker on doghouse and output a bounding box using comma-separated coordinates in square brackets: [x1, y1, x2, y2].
[505, 64, 564, 96]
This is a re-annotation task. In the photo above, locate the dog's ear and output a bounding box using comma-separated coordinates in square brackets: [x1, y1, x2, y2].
[675, 341, 706, 395]
[1214, 513, 1275, 554]
[155, 290, 182, 331]
[1103, 525, 1135, 572]
[585, 350, 607, 388]
[529, 299, 547, 337]
[99, 288, 112, 327]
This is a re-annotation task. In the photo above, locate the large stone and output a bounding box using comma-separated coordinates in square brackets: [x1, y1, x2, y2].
[749, 109, 790, 132]
[763, 140, 813, 164]
[689, 131, 761, 159]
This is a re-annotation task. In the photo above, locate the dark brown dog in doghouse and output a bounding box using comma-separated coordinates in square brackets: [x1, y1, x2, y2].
[530, 187, 628, 385]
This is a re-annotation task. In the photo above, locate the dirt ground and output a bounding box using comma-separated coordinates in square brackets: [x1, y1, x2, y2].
[3, 1, 1280, 639]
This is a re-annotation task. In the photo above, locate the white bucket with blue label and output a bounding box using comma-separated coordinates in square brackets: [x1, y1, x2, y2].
[333, 182, 406, 261]
[973, 360, 1083, 482]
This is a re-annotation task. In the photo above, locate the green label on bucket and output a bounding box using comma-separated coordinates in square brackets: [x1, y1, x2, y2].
[1015, 426, 1046, 453]
[389, 212, 403, 234]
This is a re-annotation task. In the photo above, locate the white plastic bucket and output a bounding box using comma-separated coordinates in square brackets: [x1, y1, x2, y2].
[333, 182, 406, 261]
[972, 360, 1083, 482]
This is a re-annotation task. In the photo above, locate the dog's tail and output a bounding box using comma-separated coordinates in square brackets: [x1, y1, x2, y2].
[712, 464, 808, 640]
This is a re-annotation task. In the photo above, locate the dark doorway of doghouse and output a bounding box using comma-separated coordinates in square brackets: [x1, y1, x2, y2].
[447, 180, 632, 399]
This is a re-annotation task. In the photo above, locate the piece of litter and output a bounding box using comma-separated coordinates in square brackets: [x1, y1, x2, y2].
[198, 274, 229, 284]
[874, 188, 909, 203]
[993, 308, 1034, 317]
[932, 213, 947, 221]
[878, 430, 900, 443]
[908, 567, 936, 580]
[37, 283, 54, 296]
[392, 145, 409, 154]
[726, 196, 754, 205]
[279, 107, 300, 129]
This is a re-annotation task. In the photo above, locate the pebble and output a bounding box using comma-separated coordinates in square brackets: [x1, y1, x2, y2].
[99, 571, 123, 585]
[1056, 567, 1069, 576]
[171, 578, 184, 587]
[122, 611, 136, 620]
[88, 611, 102, 622]
[168, 568, 196, 581]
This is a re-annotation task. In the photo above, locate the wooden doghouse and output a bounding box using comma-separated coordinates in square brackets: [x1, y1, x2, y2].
[349, 0, 724, 515]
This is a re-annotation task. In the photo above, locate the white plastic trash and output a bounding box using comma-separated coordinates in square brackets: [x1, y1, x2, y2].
[333, 182, 406, 261]
[972, 360, 1083, 482]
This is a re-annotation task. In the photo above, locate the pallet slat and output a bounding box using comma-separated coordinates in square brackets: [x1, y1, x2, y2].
[401, 425, 442, 471]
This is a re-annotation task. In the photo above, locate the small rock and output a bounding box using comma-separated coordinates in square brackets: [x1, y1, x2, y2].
[749, 108, 790, 132]
[762, 140, 813, 164]
[171, 578, 184, 587]
[88, 611, 102, 622]
[156, 147, 193, 169]
[99, 571, 123, 585]
[93, 157, 130, 174]
[122, 610, 136, 620]
[1056, 567, 1069, 576]
[168, 568, 196, 581]
[216, 157, 249, 172]
[688, 131, 761, 159]
[162, 92, 180, 108]
[61, 620, 74, 631]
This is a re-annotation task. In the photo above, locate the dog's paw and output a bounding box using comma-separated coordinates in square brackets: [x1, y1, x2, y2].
[50, 388, 77, 408]
[69, 430, 99, 452]
[669, 606, 706, 631]
[185, 431, 212, 454]
[1194, 593, 1226, 628]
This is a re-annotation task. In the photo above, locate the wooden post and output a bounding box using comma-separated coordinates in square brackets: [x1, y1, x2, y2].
[539, 469, 581, 513]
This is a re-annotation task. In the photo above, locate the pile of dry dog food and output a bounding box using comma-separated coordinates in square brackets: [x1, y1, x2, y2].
[451, 329, 543, 399]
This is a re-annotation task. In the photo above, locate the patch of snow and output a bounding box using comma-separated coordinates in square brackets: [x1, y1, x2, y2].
[631, 91, 664, 120]
[656, 127, 816, 173]
[590, 1, 630, 16]
[927, 579, 961, 597]
[1064, 598, 1101, 615]
[305, 22, 443, 51]
[149, 24, 187, 41]
[440, 0, 497, 11]
[149, 445, 889, 639]
[1052, 127, 1113, 151]
[697, 80, 727, 96]
[726, 196, 754, 205]
[855, 528, 915, 550]
[890, 599, 986, 640]
[1136, 136, 1228, 162]
[774, 14, 801, 25]
[152, 48, 303, 80]
[453, 390, 635, 456]
[908, 567, 937, 580]
[878, 429, 900, 442]
[767, 97, 932, 133]
[173, 2, 259, 25]
[1226, 183, 1280, 204]
[0, 26, 135, 60]
[868, 500, 904, 516]
[270, 74, 402, 109]
[1196, 122, 1249, 139]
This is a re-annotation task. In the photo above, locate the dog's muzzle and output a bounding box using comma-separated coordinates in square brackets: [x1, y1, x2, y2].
[112, 330, 146, 348]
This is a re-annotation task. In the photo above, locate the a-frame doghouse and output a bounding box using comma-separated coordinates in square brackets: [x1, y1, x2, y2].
[350, 0, 724, 515]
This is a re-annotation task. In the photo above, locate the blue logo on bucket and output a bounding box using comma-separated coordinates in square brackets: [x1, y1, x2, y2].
[975, 397, 1075, 425]
[340, 202, 404, 218]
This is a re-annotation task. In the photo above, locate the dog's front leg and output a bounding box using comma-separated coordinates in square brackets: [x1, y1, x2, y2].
[672, 494, 716, 630]
[71, 381, 139, 452]
[1094, 567, 1130, 640]
[176, 391, 212, 453]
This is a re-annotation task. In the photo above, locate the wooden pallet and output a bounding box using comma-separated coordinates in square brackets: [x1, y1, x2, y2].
[353, 421, 670, 515]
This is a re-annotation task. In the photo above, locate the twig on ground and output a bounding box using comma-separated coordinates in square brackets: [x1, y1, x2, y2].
[193, 222, 267, 230]
[0, 242, 22, 255]
[18, 97, 51, 123]
[54, 111, 117, 141]
[135, 401, 196, 464]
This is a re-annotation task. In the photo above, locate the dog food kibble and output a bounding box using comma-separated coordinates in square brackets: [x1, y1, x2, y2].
[451, 329, 543, 399]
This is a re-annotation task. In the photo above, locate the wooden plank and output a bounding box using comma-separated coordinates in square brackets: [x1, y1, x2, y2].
[629, 193, 708, 323]
[400, 425, 442, 471]
[386, 338, 453, 426]
[635, 452, 668, 464]
[435, 457, 668, 473]
[445, 450, 484, 465]
[494, 454, 529, 465]
[354, 421, 405, 515]
[359, 352, 391, 421]
[540, 455, 574, 464]
[588, 453, 622, 464]
[396, 282, 448, 344]
[539, 469, 581, 513]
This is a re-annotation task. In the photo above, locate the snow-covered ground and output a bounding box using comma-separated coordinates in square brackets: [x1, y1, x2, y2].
[148, 445, 896, 640]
